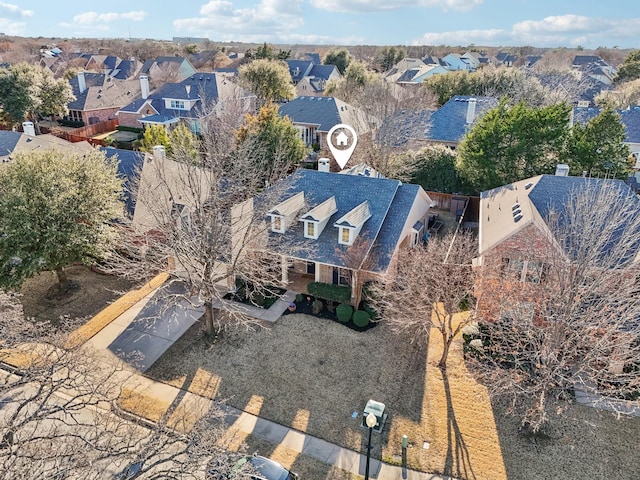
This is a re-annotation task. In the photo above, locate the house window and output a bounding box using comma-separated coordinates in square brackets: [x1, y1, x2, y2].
[340, 227, 351, 245]
[502, 258, 547, 283]
[333, 267, 351, 286]
[271, 215, 284, 233]
[307, 222, 315, 237]
[172, 203, 191, 231]
[525, 260, 548, 284]
[170, 100, 186, 110]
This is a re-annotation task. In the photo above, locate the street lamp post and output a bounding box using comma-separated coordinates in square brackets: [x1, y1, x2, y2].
[364, 411, 377, 480]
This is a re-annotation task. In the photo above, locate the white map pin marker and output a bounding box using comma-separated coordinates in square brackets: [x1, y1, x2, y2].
[327, 124, 357, 170]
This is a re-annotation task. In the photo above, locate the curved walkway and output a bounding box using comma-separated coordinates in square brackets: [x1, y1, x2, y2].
[78, 277, 456, 479]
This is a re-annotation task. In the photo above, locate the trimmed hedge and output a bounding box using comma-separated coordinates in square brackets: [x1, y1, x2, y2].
[117, 125, 144, 133]
[352, 310, 370, 327]
[336, 304, 353, 323]
[307, 282, 352, 303]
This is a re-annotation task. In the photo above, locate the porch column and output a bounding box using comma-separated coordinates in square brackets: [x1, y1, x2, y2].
[281, 255, 289, 287]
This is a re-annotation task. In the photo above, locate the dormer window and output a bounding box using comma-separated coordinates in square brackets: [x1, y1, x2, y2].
[300, 196, 337, 240]
[341, 227, 351, 243]
[334, 201, 371, 246]
[170, 99, 186, 110]
[271, 215, 284, 233]
[306, 222, 315, 237]
[268, 192, 305, 234]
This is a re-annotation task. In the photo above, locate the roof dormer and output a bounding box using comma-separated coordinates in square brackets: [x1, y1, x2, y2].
[334, 201, 371, 246]
[299, 196, 337, 240]
[267, 191, 305, 233]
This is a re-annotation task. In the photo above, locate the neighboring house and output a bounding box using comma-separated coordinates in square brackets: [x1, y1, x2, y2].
[278, 96, 375, 150]
[0, 129, 93, 163]
[442, 53, 472, 71]
[572, 55, 617, 86]
[295, 64, 341, 96]
[495, 51, 518, 67]
[571, 105, 640, 162]
[422, 95, 497, 148]
[286, 59, 341, 96]
[66, 71, 142, 125]
[530, 70, 610, 106]
[475, 172, 640, 319]
[461, 51, 490, 69]
[258, 168, 433, 306]
[377, 108, 434, 148]
[383, 58, 428, 83]
[524, 55, 543, 67]
[116, 72, 254, 133]
[395, 64, 448, 85]
[139, 56, 197, 86]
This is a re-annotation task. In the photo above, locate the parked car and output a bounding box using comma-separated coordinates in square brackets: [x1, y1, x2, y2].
[113, 460, 144, 479]
[209, 455, 298, 480]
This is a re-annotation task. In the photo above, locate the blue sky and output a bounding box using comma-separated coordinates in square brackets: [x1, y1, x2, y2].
[2, 1, 639, 49]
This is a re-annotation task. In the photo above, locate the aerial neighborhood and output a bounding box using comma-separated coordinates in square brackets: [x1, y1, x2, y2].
[2, 34, 640, 480]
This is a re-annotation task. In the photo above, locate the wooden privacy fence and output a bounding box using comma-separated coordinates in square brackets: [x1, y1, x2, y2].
[427, 191, 480, 223]
[57, 119, 119, 146]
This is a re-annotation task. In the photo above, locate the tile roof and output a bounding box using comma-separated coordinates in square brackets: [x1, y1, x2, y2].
[258, 169, 409, 272]
[426, 95, 497, 144]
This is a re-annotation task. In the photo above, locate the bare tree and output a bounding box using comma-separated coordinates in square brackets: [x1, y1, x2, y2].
[470, 180, 640, 432]
[371, 231, 477, 369]
[0, 292, 243, 479]
[103, 109, 303, 336]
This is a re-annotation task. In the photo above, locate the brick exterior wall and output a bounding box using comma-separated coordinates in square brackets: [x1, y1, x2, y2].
[477, 223, 557, 323]
[117, 111, 144, 129]
[81, 107, 119, 125]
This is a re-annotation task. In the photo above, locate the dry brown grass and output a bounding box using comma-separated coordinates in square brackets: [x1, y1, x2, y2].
[118, 387, 171, 423]
[66, 272, 169, 348]
[146, 313, 640, 480]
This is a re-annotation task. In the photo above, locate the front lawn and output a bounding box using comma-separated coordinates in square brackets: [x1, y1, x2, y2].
[145, 313, 640, 480]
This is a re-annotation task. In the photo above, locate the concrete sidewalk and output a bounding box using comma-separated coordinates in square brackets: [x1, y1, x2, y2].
[83, 283, 455, 480]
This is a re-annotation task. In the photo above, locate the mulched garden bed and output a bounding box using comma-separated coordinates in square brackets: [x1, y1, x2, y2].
[282, 294, 378, 332]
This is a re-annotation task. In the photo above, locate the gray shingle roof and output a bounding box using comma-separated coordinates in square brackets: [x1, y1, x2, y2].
[426, 95, 497, 143]
[259, 169, 414, 272]
[119, 73, 230, 122]
[573, 105, 640, 143]
[100, 147, 145, 217]
[0, 131, 23, 158]
[278, 96, 342, 132]
[286, 60, 313, 83]
[527, 175, 640, 263]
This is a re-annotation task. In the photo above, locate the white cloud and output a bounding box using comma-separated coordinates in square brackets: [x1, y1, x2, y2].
[71, 10, 147, 26]
[174, 0, 304, 42]
[310, 0, 482, 13]
[0, 1, 33, 17]
[413, 15, 640, 48]
[414, 28, 508, 46]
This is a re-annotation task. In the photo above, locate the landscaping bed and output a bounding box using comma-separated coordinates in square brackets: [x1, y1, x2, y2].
[282, 293, 377, 332]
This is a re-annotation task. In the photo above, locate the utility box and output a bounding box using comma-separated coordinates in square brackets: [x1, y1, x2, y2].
[318, 157, 330, 172]
[362, 399, 387, 433]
